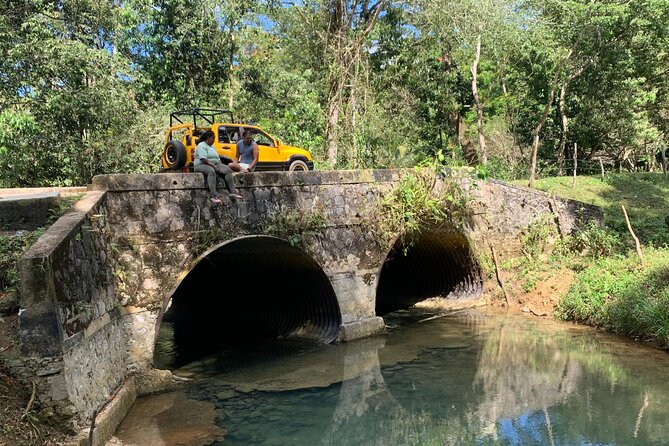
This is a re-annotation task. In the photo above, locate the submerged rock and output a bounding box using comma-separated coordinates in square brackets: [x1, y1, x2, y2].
[114, 390, 225, 445]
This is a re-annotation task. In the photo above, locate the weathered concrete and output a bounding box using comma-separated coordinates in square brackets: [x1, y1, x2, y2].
[0, 192, 61, 230]
[14, 169, 602, 437]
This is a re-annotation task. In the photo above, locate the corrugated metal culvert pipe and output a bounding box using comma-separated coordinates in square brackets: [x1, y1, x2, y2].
[376, 231, 483, 315]
[163, 236, 342, 363]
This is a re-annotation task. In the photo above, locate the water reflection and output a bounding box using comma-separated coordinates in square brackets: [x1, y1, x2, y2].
[116, 310, 669, 445]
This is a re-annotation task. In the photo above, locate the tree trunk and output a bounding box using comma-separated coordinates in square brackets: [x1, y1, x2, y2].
[557, 81, 568, 175]
[348, 51, 362, 168]
[227, 27, 236, 110]
[326, 88, 342, 167]
[557, 61, 590, 175]
[323, 0, 385, 168]
[528, 49, 574, 188]
[471, 35, 487, 164]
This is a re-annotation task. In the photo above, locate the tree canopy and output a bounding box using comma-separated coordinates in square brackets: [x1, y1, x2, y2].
[1, 0, 667, 186]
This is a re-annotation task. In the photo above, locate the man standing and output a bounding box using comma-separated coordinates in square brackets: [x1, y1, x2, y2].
[194, 130, 242, 205]
[230, 130, 259, 173]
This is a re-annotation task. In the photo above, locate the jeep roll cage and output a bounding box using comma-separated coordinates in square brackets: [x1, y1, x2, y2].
[169, 108, 235, 130]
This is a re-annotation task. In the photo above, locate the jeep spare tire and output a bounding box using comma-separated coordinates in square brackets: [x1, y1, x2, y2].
[163, 140, 187, 170]
[288, 159, 309, 171]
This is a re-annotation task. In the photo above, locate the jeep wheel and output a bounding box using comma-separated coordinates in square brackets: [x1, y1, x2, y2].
[288, 159, 309, 171]
[163, 140, 187, 170]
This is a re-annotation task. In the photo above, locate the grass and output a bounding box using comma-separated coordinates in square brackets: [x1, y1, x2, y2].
[514, 173, 669, 246]
[556, 248, 669, 347]
[510, 173, 669, 348]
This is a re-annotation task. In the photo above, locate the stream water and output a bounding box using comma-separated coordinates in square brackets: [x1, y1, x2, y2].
[115, 308, 669, 445]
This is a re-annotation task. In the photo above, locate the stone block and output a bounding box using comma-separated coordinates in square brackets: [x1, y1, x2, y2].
[0, 192, 60, 230]
[338, 317, 385, 342]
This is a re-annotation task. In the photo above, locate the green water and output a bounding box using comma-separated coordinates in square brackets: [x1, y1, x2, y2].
[116, 309, 669, 445]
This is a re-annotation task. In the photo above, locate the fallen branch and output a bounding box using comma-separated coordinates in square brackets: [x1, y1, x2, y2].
[419, 308, 469, 323]
[622, 205, 644, 266]
[21, 379, 36, 420]
[490, 244, 510, 306]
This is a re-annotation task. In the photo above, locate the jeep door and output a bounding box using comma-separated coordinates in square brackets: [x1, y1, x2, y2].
[215, 124, 241, 163]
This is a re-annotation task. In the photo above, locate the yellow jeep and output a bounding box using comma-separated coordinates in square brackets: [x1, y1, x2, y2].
[161, 108, 314, 172]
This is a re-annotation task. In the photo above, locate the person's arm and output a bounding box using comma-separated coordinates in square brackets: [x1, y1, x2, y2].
[248, 142, 259, 171]
[234, 141, 241, 163]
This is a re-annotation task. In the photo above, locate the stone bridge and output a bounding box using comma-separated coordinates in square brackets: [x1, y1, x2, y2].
[15, 169, 601, 439]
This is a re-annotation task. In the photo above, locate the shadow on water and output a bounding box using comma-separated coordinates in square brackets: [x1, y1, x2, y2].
[119, 309, 669, 445]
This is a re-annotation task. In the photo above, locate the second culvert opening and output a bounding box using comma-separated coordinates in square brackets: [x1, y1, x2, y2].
[375, 231, 483, 315]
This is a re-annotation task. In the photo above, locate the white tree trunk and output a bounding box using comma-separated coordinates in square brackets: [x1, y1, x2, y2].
[471, 35, 487, 164]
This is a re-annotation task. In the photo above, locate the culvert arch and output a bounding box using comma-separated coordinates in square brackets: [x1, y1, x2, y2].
[158, 236, 342, 364]
[375, 230, 483, 315]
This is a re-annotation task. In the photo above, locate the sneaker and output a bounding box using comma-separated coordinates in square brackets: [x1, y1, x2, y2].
[210, 197, 222, 205]
[229, 193, 243, 200]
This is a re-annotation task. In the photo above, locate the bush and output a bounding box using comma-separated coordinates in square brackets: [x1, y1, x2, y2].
[562, 222, 623, 258]
[557, 247, 669, 347]
[520, 214, 559, 258]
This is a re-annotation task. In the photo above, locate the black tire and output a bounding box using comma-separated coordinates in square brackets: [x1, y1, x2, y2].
[288, 159, 309, 171]
[163, 140, 187, 170]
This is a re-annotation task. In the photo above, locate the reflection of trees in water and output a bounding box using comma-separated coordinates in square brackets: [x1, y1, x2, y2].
[324, 338, 405, 446]
[323, 310, 489, 445]
[472, 316, 669, 445]
[325, 312, 669, 445]
[473, 319, 583, 424]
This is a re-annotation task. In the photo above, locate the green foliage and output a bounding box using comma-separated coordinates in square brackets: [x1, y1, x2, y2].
[561, 222, 623, 258]
[0, 110, 41, 187]
[372, 168, 472, 247]
[520, 214, 559, 259]
[0, 231, 43, 292]
[1, 0, 668, 182]
[557, 248, 669, 347]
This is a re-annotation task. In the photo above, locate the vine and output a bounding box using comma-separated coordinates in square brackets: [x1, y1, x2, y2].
[368, 167, 474, 249]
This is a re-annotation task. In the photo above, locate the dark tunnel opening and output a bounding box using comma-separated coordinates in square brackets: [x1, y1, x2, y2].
[159, 236, 342, 367]
[375, 231, 484, 316]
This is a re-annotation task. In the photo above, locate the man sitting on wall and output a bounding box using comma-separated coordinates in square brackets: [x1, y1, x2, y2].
[229, 130, 259, 173]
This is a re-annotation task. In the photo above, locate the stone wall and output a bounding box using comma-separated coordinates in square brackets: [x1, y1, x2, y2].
[17, 191, 128, 430]
[467, 179, 602, 250]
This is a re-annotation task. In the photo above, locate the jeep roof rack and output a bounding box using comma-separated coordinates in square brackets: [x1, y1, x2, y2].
[170, 108, 235, 129]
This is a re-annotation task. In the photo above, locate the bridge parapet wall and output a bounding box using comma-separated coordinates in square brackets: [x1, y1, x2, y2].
[467, 179, 602, 251]
[17, 191, 128, 431]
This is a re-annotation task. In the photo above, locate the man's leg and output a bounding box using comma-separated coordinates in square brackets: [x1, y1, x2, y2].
[228, 161, 242, 172]
[212, 162, 240, 196]
[194, 164, 218, 197]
